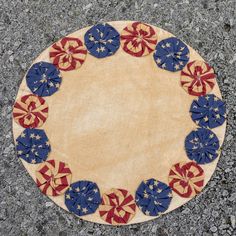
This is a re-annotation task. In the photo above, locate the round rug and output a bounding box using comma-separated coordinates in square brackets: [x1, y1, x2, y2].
[12, 21, 226, 225]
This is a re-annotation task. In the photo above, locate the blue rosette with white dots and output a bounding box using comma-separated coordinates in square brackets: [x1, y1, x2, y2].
[84, 23, 120, 58]
[153, 37, 189, 72]
[65, 180, 101, 216]
[135, 178, 172, 216]
[16, 128, 51, 164]
[26, 61, 62, 97]
[190, 94, 226, 129]
[185, 128, 220, 164]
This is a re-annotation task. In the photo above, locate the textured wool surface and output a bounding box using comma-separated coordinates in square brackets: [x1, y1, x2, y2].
[0, 0, 235, 235]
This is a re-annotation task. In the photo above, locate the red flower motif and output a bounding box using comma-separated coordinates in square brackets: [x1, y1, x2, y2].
[13, 94, 48, 128]
[49, 37, 87, 71]
[99, 188, 136, 225]
[180, 60, 216, 96]
[36, 160, 72, 196]
[120, 22, 158, 57]
[168, 161, 204, 198]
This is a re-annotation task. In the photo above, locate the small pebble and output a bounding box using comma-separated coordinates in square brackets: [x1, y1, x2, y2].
[226, 134, 233, 142]
[182, 208, 191, 214]
[212, 210, 219, 218]
[82, 3, 92, 10]
[9, 55, 14, 62]
[223, 190, 229, 197]
[230, 215, 235, 228]
[46, 202, 54, 207]
[25, 191, 31, 196]
[210, 226, 218, 233]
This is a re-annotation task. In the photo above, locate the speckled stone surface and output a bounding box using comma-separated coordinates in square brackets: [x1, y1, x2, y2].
[0, 0, 236, 235]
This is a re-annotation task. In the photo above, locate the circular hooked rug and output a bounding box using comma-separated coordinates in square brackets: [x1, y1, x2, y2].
[12, 21, 226, 225]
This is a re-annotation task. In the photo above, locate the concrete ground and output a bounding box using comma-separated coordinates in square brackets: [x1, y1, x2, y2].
[0, 0, 235, 235]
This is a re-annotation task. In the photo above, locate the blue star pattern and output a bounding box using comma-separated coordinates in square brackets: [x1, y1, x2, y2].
[26, 61, 62, 97]
[84, 23, 120, 58]
[16, 128, 51, 164]
[185, 128, 220, 164]
[190, 94, 226, 129]
[65, 180, 101, 216]
[153, 37, 189, 72]
[135, 179, 172, 216]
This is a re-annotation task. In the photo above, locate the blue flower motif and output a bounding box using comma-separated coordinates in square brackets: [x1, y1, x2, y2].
[26, 62, 62, 97]
[16, 128, 51, 164]
[84, 23, 120, 58]
[153, 37, 189, 72]
[135, 178, 172, 216]
[190, 94, 226, 129]
[185, 128, 220, 164]
[65, 180, 101, 216]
